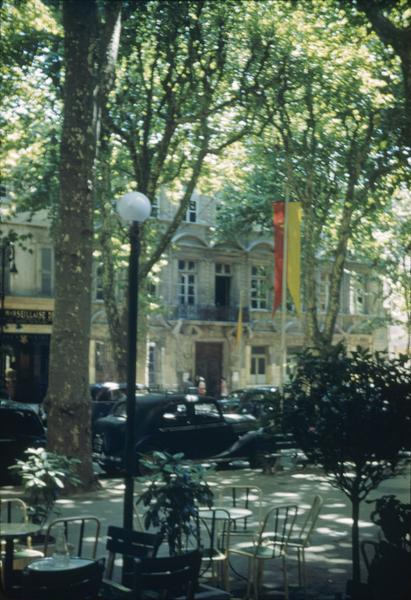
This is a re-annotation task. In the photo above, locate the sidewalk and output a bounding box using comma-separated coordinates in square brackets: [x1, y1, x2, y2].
[1, 464, 409, 599]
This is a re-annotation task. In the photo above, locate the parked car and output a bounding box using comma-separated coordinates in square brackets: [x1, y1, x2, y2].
[93, 392, 270, 475]
[218, 386, 281, 424]
[90, 381, 149, 425]
[0, 400, 47, 484]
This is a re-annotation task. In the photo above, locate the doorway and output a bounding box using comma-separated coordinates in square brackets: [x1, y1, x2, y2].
[195, 342, 223, 398]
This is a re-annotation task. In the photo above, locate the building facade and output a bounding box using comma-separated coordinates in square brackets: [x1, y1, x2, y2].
[1, 191, 389, 402]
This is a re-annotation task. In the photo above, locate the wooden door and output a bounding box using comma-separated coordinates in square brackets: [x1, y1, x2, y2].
[195, 343, 223, 398]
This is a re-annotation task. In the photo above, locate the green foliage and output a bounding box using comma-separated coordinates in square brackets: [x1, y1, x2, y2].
[288, 344, 410, 477]
[8, 447, 81, 525]
[136, 451, 214, 555]
[365, 495, 411, 599]
[286, 343, 411, 584]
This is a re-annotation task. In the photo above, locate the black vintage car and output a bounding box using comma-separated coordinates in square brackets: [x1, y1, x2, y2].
[218, 386, 281, 423]
[93, 393, 266, 474]
[0, 400, 47, 484]
[90, 381, 150, 425]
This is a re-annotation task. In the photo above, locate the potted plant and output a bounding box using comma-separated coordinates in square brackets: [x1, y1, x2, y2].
[136, 451, 214, 555]
[286, 344, 411, 599]
[9, 447, 81, 529]
[364, 495, 411, 600]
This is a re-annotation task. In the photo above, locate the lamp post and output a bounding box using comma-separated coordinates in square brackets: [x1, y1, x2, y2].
[0, 240, 18, 384]
[116, 192, 151, 535]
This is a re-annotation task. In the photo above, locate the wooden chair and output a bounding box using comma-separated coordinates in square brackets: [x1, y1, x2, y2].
[287, 495, 323, 593]
[43, 516, 101, 559]
[136, 552, 200, 600]
[230, 504, 298, 600]
[102, 525, 162, 594]
[22, 557, 105, 600]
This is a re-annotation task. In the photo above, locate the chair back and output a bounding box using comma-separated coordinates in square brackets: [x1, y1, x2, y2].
[22, 557, 105, 600]
[200, 508, 231, 558]
[217, 486, 262, 533]
[105, 525, 162, 581]
[44, 516, 101, 559]
[298, 495, 323, 546]
[0, 498, 29, 523]
[135, 550, 202, 600]
[257, 504, 298, 558]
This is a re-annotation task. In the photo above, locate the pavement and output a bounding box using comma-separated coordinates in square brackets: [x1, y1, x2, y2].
[1, 462, 410, 600]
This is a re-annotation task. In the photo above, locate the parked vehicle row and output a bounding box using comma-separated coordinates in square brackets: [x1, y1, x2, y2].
[92, 392, 272, 475]
[0, 400, 46, 484]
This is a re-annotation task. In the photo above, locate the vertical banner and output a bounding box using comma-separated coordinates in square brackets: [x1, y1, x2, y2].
[235, 292, 243, 346]
[273, 202, 285, 314]
[287, 202, 302, 315]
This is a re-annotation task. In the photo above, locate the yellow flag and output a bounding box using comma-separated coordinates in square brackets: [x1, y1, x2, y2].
[287, 202, 302, 315]
[236, 293, 243, 346]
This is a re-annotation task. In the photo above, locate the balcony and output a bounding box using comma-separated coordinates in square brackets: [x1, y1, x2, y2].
[169, 304, 250, 323]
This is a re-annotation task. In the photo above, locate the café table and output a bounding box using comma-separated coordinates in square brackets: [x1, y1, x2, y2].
[27, 556, 94, 572]
[0, 522, 42, 596]
[198, 506, 253, 522]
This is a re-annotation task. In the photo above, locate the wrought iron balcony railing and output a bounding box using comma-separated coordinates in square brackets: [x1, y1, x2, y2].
[169, 304, 250, 323]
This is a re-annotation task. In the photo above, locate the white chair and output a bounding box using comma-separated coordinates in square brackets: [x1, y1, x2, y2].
[287, 495, 323, 593]
[230, 504, 298, 600]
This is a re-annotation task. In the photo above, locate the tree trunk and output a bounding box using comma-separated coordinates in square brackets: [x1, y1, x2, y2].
[46, 0, 99, 488]
[351, 495, 361, 586]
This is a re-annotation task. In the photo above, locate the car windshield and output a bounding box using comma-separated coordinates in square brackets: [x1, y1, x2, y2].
[0, 410, 44, 436]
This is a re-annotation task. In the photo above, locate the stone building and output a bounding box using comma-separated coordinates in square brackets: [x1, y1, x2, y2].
[0, 189, 388, 402]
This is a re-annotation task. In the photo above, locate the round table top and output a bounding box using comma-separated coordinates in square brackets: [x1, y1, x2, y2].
[0, 522, 42, 539]
[199, 506, 253, 521]
[28, 557, 94, 572]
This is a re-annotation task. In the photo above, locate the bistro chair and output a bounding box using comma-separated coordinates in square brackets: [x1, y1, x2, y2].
[287, 495, 323, 594]
[135, 551, 231, 600]
[0, 498, 44, 572]
[22, 556, 105, 600]
[199, 508, 232, 591]
[43, 516, 101, 559]
[229, 504, 298, 600]
[101, 525, 162, 595]
[216, 485, 262, 536]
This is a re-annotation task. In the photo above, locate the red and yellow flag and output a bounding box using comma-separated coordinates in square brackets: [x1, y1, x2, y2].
[272, 201, 302, 315]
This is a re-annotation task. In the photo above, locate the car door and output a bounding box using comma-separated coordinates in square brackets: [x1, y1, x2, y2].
[189, 400, 237, 458]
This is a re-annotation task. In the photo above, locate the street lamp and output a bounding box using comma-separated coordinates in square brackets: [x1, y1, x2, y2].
[116, 192, 151, 536]
[1, 240, 18, 383]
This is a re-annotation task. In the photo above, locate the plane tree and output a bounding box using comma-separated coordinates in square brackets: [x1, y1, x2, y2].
[96, 0, 276, 378]
[215, 2, 407, 353]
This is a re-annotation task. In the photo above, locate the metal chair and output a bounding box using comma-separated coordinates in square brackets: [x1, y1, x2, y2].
[216, 486, 262, 536]
[230, 504, 298, 600]
[0, 498, 44, 572]
[287, 495, 323, 594]
[22, 556, 105, 600]
[199, 508, 232, 591]
[43, 516, 101, 559]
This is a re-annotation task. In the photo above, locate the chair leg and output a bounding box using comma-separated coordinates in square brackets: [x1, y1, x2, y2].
[255, 559, 264, 599]
[301, 547, 307, 597]
[246, 557, 254, 600]
[282, 554, 289, 600]
[297, 547, 302, 587]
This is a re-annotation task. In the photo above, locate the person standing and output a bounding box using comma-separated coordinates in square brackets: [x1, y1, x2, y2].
[197, 376, 206, 396]
[220, 376, 228, 398]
